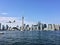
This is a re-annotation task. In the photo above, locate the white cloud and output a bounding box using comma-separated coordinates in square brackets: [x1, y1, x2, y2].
[0, 17, 36, 27]
[1, 12, 8, 15]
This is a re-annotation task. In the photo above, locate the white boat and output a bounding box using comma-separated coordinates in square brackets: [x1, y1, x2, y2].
[0, 32, 4, 34]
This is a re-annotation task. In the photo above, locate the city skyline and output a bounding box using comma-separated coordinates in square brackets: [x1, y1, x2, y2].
[0, 0, 60, 24]
[0, 16, 60, 31]
[0, 0, 60, 45]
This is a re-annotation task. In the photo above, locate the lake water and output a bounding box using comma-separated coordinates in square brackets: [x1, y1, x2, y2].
[0, 30, 60, 45]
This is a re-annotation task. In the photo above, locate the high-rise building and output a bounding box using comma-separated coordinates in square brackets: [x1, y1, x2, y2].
[32, 25, 38, 30]
[6, 25, 9, 30]
[25, 24, 30, 30]
[59, 25, 60, 30]
[37, 22, 41, 30]
[54, 24, 60, 30]
[8, 27, 12, 30]
[52, 24, 55, 30]
[0, 23, 1, 30]
[48, 24, 53, 30]
[2, 25, 5, 30]
[37, 22, 43, 30]
[21, 16, 24, 31]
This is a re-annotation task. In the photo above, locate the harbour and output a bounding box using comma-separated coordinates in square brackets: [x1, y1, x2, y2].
[0, 30, 60, 45]
[0, 0, 60, 45]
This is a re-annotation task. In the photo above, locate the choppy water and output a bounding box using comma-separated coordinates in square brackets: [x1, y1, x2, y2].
[0, 30, 60, 45]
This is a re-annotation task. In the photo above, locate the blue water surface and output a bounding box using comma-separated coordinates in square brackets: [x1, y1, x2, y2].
[0, 30, 60, 45]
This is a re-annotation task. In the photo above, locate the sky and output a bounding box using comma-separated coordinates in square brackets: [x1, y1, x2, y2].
[0, 0, 60, 26]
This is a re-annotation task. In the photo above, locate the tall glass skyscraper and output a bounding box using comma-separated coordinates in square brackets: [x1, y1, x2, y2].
[0, 23, 1, 30]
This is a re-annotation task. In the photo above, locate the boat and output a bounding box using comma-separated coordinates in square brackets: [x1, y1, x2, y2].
[0, 32, 4, 34]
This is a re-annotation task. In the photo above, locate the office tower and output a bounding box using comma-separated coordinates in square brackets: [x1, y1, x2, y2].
[41, 24, 47, 30]
[43, 24, 47, 28]
[54, 24, 59, 30]
[31, 25, 34, 30]
[58, 25, 60, 30]
[0, 23, 1, 30]
[43, 24, 48, 30]
[6, 25, 9, 30]
[48, 24, 52, 30]
[26, 24, 30, 30]
[37, 22, 41, 30]
[2, 25, 5, 30]
[21, 16, 24, 31]
[8, 27, 11, 30]
[52, 24, 55, 30]
[40, 24, 43, 30]
[32, 25, 38, 30]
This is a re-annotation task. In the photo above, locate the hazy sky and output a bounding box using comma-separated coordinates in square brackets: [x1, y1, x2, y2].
[0, 0, 60, 24]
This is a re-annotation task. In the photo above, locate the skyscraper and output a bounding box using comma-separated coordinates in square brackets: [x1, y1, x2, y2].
[37, 22, 41, 30]
[6, 25, 9, 30]
[48, 24, 52, 30]
[0, 23, 1, 30]
[21, 16, 24, 31]
[2, 25, 5, 30]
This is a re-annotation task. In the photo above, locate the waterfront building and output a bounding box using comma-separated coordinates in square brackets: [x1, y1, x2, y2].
[20, 26, 22, 30]
[30, 26, 33, 30]
[47, 24, 59, 31]
[40, 24, 43, 30]
[50, 24, 60, 30]
[20, 24, 25, 30]
[6, 25, 9, 30]
[2, 25, 5, 30]
[58, 25, 60, 30]
[54, 24, 60, 30]
[44, 24, 48, 30]
[0, 23, 1, 30]
[25, 24, 30, 30]
[21, 16, 24, 31]
[12, 27, 18, 30]
[37, 22, 45, 30]
[43, 24, 47, 29]
[8, 27, 12, 30]
[16, 25, 19, 30]
[31, 23, 46, 31]
[24, 24, 26, 30]
[37, 22, 41, 30]
[44, 28, 48, 30]
[31, 25, 38, 30]
[30, 22, 44, 30]
[48, 24, 53, 31]
[52, 24, 55, 30]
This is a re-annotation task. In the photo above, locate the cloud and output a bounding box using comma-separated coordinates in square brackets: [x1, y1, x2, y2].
[0, 17, 36, 27]
[1, 12, 8, 15]
[0, 17, 18, 22]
